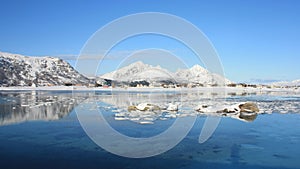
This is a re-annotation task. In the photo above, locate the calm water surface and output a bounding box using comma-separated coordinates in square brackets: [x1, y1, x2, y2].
[0, 91, 299, 169]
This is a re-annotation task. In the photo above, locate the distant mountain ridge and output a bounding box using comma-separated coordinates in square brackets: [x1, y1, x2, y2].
[0, 51, 232, 87]
[0, 52, 90, 87]
[272, 79, 300, 87]
[101, 61, 232, 86]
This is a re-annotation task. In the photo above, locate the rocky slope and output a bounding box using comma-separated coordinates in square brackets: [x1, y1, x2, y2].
[0, 52, 90, 87]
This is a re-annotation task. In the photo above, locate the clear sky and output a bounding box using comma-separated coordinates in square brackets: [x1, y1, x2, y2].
[0, 0, 299, 83]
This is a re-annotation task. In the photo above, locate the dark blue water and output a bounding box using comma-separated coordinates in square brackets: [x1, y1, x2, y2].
[0, 91, 299, 169]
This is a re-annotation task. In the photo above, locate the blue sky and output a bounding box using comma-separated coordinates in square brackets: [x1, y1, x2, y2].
[0, 0, 299, 82]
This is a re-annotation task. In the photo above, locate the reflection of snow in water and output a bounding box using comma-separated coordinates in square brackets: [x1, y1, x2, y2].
[0, 91, 300, 126]
[0, 92, 92, 125]
[97, 92, 300, 124]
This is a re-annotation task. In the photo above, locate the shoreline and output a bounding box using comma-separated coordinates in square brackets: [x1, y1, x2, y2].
[0, 86, 299, 94]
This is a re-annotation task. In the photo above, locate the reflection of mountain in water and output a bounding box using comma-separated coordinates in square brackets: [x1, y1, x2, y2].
[1, 91, 299, 126]
[0, 91, 91, 126]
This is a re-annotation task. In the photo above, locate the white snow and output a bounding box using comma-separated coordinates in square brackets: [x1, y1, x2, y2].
[0, 51, 88, 86]
[272, 79, 300, 87]
[167, 103, 179, 111]
[100, 61, 231, 85]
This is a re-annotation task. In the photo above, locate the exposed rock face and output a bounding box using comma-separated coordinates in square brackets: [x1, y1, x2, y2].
[128, 105, 138, 112]
[239, 102, 259, 113]
[0, 52, 90, 87]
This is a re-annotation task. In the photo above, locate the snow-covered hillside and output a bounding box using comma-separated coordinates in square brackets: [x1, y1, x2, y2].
[0, 51, 231, 87]
[176, 65, 232, 85]
[101, 61, 231, 86]
[272, 79, 300, 87]
[0, 52, 90, 87]
[101, 61, 178, 84]
[101, 61, 151, 81]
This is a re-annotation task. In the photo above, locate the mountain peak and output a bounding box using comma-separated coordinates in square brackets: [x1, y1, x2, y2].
[123, 61, 148, 69]
[101, 61, 231, 85]
[190, 64, 208, 72]
[101, 61, 151, 80]
[0, 51, 89, 87]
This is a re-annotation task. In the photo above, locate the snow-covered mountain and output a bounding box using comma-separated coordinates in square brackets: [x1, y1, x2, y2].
[272, 79, 300, 87]
[101, 61, 231, 86]
[0, 51, 231, 87]
[101, 61, 178, 84]
[176, 65, 232, 85]
[0, 52, 90, 87]
[101, 61, 151, 81]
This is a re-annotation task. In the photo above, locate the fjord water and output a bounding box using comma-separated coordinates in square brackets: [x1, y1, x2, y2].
[0, 91, 299, 169]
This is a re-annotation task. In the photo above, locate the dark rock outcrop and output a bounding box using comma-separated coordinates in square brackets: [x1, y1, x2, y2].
[239, 102, 259, 113]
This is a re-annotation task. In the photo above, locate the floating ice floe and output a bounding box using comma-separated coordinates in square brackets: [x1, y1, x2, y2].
[195, 102, 259, 122]
[195, 102, 259, 114]
[109, 98, 300, 124]
[113, 102, 262, 124]
[139, 121, 154, 125]
[137, 103, 160, 111]
[114, 117, 128, 121]
[113, 102, 182, 124]
[167, 103, 179, 111]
